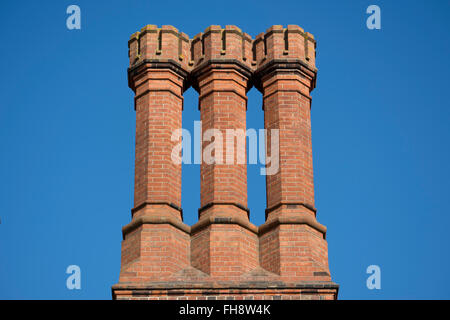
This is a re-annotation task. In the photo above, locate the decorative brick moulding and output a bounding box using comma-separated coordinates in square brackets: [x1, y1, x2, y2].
[112, 25, 339, 300]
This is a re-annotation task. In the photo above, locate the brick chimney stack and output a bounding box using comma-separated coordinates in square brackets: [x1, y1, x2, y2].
[112, 25, 339, 300]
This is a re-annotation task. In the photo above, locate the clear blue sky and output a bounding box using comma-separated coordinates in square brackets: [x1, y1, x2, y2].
[1, 0, 449, 300]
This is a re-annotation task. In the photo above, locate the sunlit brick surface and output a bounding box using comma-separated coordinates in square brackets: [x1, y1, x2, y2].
[113, 25, 338, 300]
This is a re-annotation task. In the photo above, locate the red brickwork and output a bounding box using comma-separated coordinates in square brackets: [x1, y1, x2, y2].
[112, 25, 338, 300]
